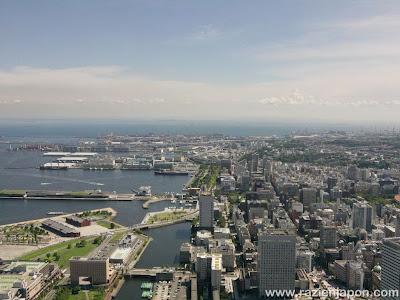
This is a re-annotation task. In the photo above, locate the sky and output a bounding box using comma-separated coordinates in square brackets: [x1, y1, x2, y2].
[1, 0, 400, 123]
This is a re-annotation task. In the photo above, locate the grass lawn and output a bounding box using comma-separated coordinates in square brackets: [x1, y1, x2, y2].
[146, 211, 187, 224]
[96, 220, 120, 229]
[0, 189, 26, 196]
[110, 231, 126, 242]
[19, 237, 99, 268]
[67, 290, 104, 300]
[55, 287, 104, 300]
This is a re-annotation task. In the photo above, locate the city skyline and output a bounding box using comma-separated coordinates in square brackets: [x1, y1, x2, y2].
[1, 1, 400, 122]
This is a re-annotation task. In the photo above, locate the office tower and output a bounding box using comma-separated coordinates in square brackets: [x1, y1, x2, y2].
[347, 261, 365, 290]
[196, 252, 211, 282]
[352, 202, 372, 232]
[70, 257, 110, 285]
[320, 190, 329, 203]
[263, 158, 273, 180]
[258, 230, 296, 297]
[302, 187, 317, 210]
[247, 153, 258, 174]
[211, 253, 222, 290]
[199, 195, 214, 229]
[320, 225, 337, 249]
[297, 250, 313, 272]
[330, 187, 342, 201]
[347, 165, 359, 180]
[327, 176, 338, 190]
[381, 237, 400, 300]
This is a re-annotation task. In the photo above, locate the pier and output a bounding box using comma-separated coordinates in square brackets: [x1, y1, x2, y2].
[0, 189, 174, 203]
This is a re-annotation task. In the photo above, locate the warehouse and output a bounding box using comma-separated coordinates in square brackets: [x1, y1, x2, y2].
[66, 215, 91, 227]
[41, 219, 80, 237]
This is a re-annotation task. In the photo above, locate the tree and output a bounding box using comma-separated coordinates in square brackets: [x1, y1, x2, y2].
[71, 285, 81, 295]
[218, 216, 226, 228]
[110, 222, 115, 229]
[53, 252, 60, 261]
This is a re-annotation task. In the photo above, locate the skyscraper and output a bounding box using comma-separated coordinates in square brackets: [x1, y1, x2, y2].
[263, 158, 273, 180]
[347, 165, 359, 181]
[381, 237, 400, 300]
[320, 225, 337, 249]
[199, 195, 214, 229]
[211, 253, 222, 290]
[302, 187, 317, 210]
[258, 230, 296, 298]
[352, 202, 372, 232]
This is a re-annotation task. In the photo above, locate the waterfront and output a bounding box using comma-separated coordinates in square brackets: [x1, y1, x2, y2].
[115, 222, 191, 300]
[0, 141, 192, 299]
[0, 144, 188, 193]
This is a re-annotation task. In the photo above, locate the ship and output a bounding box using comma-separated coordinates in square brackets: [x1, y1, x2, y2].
[40, 165, 68, 170]
[154, 169, 189, 176]
[131, 186, 152, 197]
[47, 211, 65, 215]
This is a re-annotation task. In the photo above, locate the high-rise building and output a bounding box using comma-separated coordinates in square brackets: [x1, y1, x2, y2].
[263, 158, 273, 180]
[302, 187, 317, 210]
[327, 176, 338, 190]
[196, 252, 212, 283]
[381, 237, 400, 299]
[211, 253, 222, 290]
[247, 153, 258, 174]
[347, 165, 359, 181]
[320, 225, 337, 249]
[70, 257, 110, 285]
[297, 250, 313, 272]
[352, 202, 372, 232]
[330, 187, 342, 201]
[199, 195, 214, 229]
[258, 230, 296, 297]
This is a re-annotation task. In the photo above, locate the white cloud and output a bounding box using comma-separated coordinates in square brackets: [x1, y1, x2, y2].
[258, 90, 319, 106]
[0, 64, 399, 122]
[0, 98, 24, 104]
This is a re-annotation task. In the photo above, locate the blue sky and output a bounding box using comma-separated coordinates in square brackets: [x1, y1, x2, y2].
[1, 1, 400, 122]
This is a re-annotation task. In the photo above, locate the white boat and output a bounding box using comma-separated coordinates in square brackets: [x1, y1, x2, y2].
[47, 211, 65, 215]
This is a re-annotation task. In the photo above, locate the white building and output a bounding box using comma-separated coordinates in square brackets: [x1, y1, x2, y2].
[297, 250, 313, 273]
[211, 253, 223, 291]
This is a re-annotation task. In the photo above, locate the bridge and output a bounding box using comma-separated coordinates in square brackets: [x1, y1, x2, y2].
[124, 267, 175, 277]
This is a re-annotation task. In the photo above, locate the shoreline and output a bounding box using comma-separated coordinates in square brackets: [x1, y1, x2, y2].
[0, 207, 118, 228]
